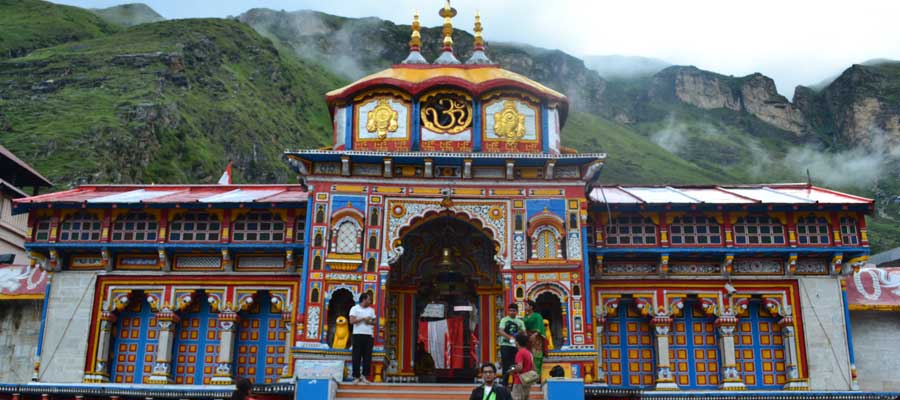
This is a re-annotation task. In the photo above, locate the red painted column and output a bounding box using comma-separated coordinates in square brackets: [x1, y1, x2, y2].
[830, 211, 843, 246]
[786, 211, 797, 247]
[857, 212, 869, 246]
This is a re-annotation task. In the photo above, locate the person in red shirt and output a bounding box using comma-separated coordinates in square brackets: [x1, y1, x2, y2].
[509, 334, 535, 400]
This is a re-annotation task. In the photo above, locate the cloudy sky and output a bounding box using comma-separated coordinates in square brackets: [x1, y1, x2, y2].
[54, 0, 900, 97]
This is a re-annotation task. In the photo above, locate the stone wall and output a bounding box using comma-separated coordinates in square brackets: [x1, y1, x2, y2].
[0, 300, 42, 382]
[797, 277, 852, 390]
[37, 272, 98, 383]
[851, 310, 900, 391]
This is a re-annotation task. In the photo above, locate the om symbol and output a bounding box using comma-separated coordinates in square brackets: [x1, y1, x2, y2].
[420, 93, 472, 134]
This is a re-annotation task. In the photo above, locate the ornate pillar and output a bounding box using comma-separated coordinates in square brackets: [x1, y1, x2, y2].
[779, 315, 809, 390]
[147, 310, 179, 384]
[715, 313, 745, 390]
[85, 307, 118, 382]
[592, 305, 607, 386]
[211, 311, 238, 385]
[650, 314, 678, 391]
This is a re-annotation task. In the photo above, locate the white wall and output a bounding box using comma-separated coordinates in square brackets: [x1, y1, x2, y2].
[0, 300, 42, 383]
[37, 272, 98, 383]
[797, 277, 852, 390]
[851, 310, 900, 391]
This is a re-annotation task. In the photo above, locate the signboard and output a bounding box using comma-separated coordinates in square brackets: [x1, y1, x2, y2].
[294, 359, 345, 380]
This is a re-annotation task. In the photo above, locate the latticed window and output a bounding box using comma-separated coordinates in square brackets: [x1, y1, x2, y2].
[605, 216, 656, 245]
[232, 212, 285, 242]
[334, 221, 361, 254]
[670, 216, 721, 245]
[734, 216, 785, 245]
[169, 212, 220, 242]
[112, 212, 158, 242]
[840, 217, 859, 245]
[796, 216, 829, 245]
[533, 227, 560, 259]
[33, 218, 52, 241]
[59, 212, 101, 241]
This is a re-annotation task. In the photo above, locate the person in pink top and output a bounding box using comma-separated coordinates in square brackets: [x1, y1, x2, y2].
[509, 334, 534, 400]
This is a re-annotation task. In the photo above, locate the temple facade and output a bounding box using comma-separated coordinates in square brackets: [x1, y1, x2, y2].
[0, 4, 888, 400]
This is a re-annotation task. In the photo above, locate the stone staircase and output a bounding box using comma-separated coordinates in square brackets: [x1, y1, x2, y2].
[334, 383, 543, 400]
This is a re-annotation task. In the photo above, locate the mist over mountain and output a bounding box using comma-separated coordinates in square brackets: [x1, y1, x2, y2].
[1, 1, 898, 251]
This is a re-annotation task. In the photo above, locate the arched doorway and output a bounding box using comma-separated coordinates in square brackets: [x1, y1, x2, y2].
[387, 215, 501, 383]
[326, 288, 356, 348]
[535, 292, 564, 349]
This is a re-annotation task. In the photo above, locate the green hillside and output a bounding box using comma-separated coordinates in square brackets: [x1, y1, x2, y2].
[91, 3, 165, 27]
[0, 18, 343, 184]
[0, 0, 120, 59]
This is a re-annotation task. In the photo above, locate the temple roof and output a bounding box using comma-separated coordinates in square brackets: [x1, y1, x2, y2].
[325, 65, 567, 105]
[12, 184, 308, 213]
[589, 184, 873, 206]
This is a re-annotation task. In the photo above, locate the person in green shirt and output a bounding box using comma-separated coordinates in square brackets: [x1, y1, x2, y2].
[498, 303, 526, 386]
[522, 300, 545, 380]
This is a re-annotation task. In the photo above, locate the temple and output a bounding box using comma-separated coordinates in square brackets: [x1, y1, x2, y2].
[1, 3, 894, 400]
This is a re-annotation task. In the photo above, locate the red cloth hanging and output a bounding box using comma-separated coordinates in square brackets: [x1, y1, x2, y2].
[446, 316, 465, 369]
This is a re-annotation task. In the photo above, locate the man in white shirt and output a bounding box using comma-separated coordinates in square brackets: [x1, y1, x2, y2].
[349, 292, 376, 384]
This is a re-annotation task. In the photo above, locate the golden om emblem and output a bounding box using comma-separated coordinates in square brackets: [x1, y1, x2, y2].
[421, 94, 472, 134]
[493, 101, 526, 144]
[366, 98, 399, 139]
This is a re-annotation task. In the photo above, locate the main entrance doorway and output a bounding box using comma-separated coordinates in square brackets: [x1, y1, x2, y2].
[386, 215, 500, 383]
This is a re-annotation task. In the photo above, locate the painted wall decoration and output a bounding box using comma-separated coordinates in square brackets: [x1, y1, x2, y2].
[354, 96, 410, 150]
[847, 267, 900, 309]
[0, 263, 48, 299]
[482, 96, 540, 152]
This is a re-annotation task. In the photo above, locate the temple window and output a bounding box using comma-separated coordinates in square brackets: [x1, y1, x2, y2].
[605, 216, 656, 245]
[33, 218, 52, 241]
[602, 300, 654, 388]
[109, 294, 157, 384]
[172, 294, 219, 384]
[111, 212, 158, 242]
[796, 215, 830, 245]
[840, 217, 859, 245]
[669, 216, 721, 245]
[531, 225, 562, 259]
[315, 205, 325, 224]
[312, 255, 322, 270]
[735, 301, 786, 389]
[59, 212, 102, 242]
[733, 216, 784, 245]
[235, 292, 287, 384]
[368, 232, 378, 249]
[333, 218, 362, 254]
[295, 218, 305, 241]
[367, 257, 376, 272]
[369, 208, 380, 226]
[313, 232, 323, 247]
[669, 299, 719, 389]
[168, 212, 220, 242]
[232, 211, 285, 242]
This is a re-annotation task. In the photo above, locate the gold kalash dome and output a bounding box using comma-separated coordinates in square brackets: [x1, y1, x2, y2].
[320, 1, 569, 154]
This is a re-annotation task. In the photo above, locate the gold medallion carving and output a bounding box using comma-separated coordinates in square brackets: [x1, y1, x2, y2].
[420, 93, 472, 134]
[366, 98, 399, 139]
[493, 100, 526, 144]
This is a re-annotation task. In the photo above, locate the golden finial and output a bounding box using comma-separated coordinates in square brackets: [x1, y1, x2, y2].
[409, 10, 421, 50]
[439, 0, 457, 50]
[473, 11, 483, 50]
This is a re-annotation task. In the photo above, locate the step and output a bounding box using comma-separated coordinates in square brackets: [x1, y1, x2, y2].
[334, 383, 542, 400]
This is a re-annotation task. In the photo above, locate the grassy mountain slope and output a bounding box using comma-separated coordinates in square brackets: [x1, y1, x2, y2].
[91, 3, 165, 27]
[0, 0, 120, 59]
[563, 112, 725, 184]
[0, 18, 343, 184]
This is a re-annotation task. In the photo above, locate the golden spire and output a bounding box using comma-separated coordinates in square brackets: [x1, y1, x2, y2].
[439, 0, 456, 50]
[409, 10, 421, 50]
[473, 11, 484, 50]
[401, 9, 428, 64]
